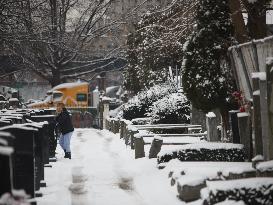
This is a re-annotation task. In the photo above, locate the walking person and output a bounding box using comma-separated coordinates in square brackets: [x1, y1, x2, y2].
[56, 102, 74, 159]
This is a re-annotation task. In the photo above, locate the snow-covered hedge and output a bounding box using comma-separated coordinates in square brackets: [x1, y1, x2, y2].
[122, 83, 177, 120]
[202, 178, 273, 205]
[148, 91, 190, 124]
[121, 97, 147, 120]
[131, 117, 151, 125]
[157, 143, 245, 163]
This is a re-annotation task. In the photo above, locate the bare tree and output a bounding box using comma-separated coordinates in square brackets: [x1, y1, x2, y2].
[241, 0, 270, 40]
[228, 0, 248, 43]
[2, 0, 132, 86]
[228, 0, 271, 42]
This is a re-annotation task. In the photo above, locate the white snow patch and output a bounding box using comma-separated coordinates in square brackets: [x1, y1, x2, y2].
[0, 131, 12, 137]
[266, 57, 273, 65]
[0, 138, 8, 146]
[237, 112, 249, 118]
[205, 177, 273, 193]
[252, 155, 264, 162]
[0, 146, 14, 155]
[48, 82, 88, 92]
[0, 124, 38, 132]
[256, 160, 273, 172]
[253, 90, 260, 96]
[102, 96, 112, 102]
[251, 72, 266, 81]
[8, 98, 19, 102]
[206, 112, 216, 118]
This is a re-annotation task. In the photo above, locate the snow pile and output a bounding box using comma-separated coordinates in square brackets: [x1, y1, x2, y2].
[256, 160, 273, 172]
[0, 190, 30, 205]
[252, 155, 264, 162]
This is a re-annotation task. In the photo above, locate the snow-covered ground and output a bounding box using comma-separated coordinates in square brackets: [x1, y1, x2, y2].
[36, 128, 185, 205]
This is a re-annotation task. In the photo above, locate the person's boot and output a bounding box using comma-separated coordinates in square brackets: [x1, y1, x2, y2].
[64, 152, 71, 159]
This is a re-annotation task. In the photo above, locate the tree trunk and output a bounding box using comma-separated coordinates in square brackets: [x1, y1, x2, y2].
[220, 107, 230, 141]
[228, 0, 249, 43]
[243, 0, 267, 39]
[51, 69, 62, 87]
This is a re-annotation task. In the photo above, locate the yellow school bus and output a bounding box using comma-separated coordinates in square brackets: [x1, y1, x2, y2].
[28, 82, 89, 109]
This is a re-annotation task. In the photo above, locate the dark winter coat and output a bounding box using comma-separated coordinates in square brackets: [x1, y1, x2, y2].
[56, 108, 74, 135]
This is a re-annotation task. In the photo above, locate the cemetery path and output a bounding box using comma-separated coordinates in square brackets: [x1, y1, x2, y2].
[36, 128, 183, 205]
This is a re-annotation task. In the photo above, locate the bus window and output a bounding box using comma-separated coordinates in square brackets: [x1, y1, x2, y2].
[53, 92, 63, 102]
[77, 93, 87, 101]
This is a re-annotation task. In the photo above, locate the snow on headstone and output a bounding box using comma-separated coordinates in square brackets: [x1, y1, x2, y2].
[247, 0, 257, 3]
[253, 90, 260, 96]
[206, 112, 216, 118]
[252, 72, 266, 81]
[237, 112, 249, 118]
[252, 155, 264, 162]
[256, 160, 273, 172]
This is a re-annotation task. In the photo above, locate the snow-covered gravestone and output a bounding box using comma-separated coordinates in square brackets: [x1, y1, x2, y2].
[0, 126, 37, 197]
[228, 110, 240, 144]
[92, 87, 99, 108]
[206, 112, 218, 142]
[257, 72, 273, 160]
[237, 112, 251, 161]
[102, 97, 111, 129]
[190, 105, 206, 131]
[134, 135, 145, 159]
[8, 98, 19, 109]
[0, 136, 14, 197]
[252, 73, 263, 156]
[149, 136, 163, 159]
[266, 61, 273, 160]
